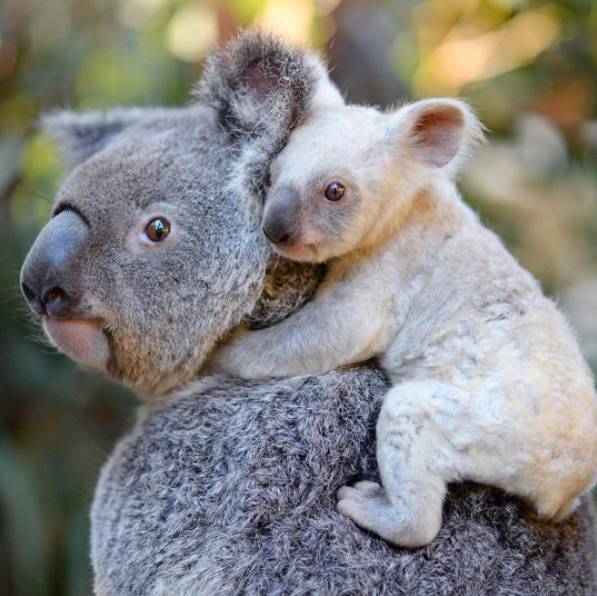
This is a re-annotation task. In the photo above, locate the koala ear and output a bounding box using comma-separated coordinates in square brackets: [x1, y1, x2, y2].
[195, 30, 343, 139]
[302, 54, 344, 113]
[393, 99, 484, 173]
[39, 107, 152, 167]
[195, 31, 343, 223]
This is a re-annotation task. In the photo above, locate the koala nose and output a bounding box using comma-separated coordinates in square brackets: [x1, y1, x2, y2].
[20, 209, 89, 318]
[21, 279, 77, 318]
[262, 224, 291, 245]
[262, 185, 301, 246]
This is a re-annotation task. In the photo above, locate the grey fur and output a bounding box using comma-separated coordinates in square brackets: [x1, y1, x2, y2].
[39, 107, 164, 167]
[23, 31, 597, 594]
[245, 256, 325, 330]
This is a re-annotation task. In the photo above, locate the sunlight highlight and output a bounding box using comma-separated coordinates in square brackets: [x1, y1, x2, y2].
[166, 4, 218, 62]
[256, 0, 315, 44]
[413, 7, 561, 95]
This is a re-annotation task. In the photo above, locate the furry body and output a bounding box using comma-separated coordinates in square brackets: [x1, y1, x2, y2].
[217, 101, 597, 547]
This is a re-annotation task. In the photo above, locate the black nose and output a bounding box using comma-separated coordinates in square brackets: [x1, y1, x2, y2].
[21, 279, 74, 317]
[262, 225, 291, 245]
[262, 185, 301, 246]
[20, 209, 89, 318]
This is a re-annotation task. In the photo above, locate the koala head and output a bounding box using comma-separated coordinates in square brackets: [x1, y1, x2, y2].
[262, 98, 483, 263]
[20, 32, 338, 399]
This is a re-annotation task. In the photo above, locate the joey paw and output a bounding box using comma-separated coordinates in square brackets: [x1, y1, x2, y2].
[336, 480, 392, 531]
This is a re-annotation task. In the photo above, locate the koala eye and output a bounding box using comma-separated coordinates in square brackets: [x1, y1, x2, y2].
[325, 181, 346, 202]
[144, 217, 171, 242]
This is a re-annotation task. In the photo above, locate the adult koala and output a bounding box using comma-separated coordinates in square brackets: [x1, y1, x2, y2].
[20, 32, 597, 595]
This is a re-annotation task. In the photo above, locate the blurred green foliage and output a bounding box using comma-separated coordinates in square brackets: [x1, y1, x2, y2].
[0, 0, 595, 593]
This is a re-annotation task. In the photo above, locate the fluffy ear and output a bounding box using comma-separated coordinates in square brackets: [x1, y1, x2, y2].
[196, 31, 343, 223]
[39, 107, 155, 168]
[394, 99, 484, 174]
[195, 29, 343, 139]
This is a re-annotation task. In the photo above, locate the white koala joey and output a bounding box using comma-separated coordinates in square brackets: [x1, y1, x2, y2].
[214, 95, 597, 548]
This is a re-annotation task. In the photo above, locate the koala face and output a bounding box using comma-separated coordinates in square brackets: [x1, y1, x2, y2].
[262, 98, 483, 263]
[20, 32, 336, 398]
[21, 108, 274, 397]
[262, 106, 388, 263]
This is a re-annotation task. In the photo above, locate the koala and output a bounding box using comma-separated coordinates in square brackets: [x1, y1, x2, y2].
[216, 97, 597, 548]
[19, 31, 597, 594]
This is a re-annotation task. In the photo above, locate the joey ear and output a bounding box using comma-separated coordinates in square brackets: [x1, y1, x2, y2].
[195, 30, 343, 139]
[397, 99, 484, 171]
[39, 107, 154, 168]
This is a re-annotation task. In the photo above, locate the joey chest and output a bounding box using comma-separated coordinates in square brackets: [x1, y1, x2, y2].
[323, 229, 530, 385]
[321, 243, 423, 357]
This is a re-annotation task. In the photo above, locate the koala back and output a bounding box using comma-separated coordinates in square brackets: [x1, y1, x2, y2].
[92, 366, 597, 595]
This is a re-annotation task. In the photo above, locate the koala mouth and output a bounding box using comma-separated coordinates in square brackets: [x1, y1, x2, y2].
[272, 242, 319, 263]
[43, 317, 110, 372]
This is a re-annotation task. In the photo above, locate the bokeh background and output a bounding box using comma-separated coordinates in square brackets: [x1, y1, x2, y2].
[1, 0, 595, 593]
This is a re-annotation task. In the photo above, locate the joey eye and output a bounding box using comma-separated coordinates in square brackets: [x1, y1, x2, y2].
[145, 217, 171, 242]
[325, 181, 345, 202]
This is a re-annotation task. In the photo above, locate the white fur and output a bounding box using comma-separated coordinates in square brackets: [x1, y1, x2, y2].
[304, 55, 345, 112]
[214, 98, 597, 548]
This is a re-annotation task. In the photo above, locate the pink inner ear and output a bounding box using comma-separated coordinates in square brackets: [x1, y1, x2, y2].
[411, 105, 464, 168]
[241, 59, 283, 96]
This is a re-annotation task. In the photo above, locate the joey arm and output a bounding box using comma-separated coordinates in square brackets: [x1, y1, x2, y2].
[213, 281, 391, 379]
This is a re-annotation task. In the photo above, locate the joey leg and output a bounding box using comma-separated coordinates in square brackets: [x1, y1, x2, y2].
[337, 381, 472, 548]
